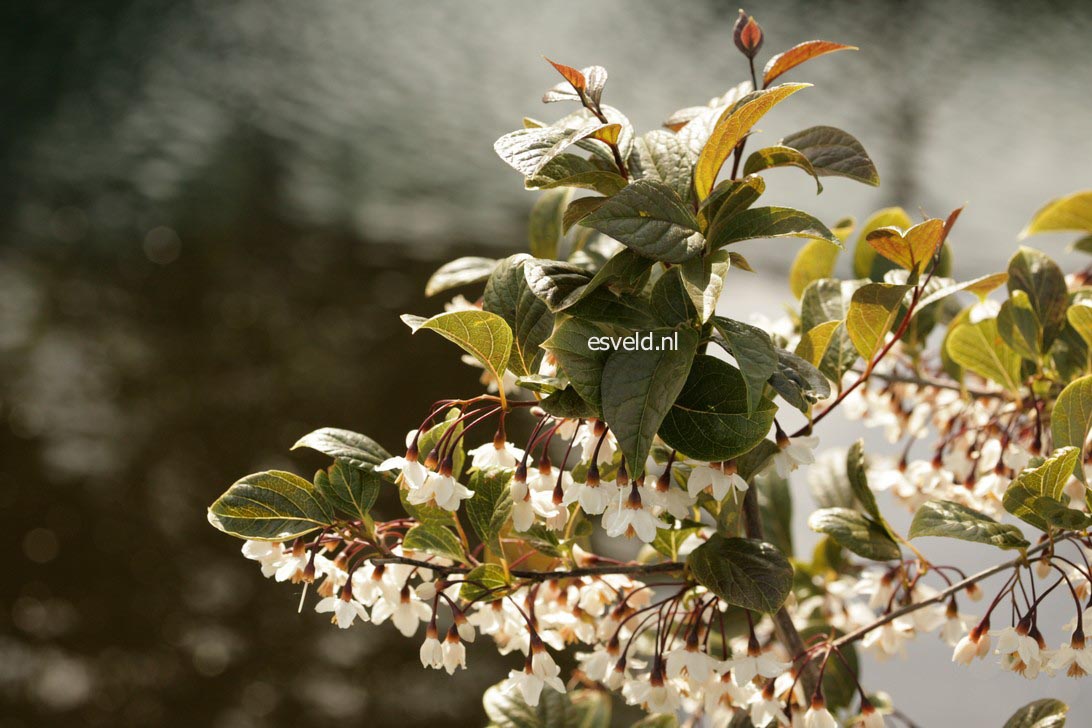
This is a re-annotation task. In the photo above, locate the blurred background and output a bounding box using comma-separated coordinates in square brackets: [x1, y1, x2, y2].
[2, 1, 1092, 726]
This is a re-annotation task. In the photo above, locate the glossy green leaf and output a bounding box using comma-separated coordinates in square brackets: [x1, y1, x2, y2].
[602, 328, 699, 478]
[1008, 247, 1068, 346]
[908, 499, 1029, 550]
[650, 265, 699, 327]
[769, 348, 831, 413]
[526, 154, 628, 196]
[292, 428, 393, 472]
[757, 473, 794, 557]
[208, 470, 334, 541]
[403, 310, 513, 387]
[650, 520, 704, 560]
[680, 250, 730, 323]
[543, 316, 619, 407]
[582, 180, 705, 263]
[1003, 447, 1085, 531]
[403, 523, 466, 563]
[495, 121, 615, 177]
[425, 256, 498, 298]
[780, 125, 879, 186]
[712, 317, 778, 413]
[483, 682, 608, 728]
[464, 468, 514, 556]
[564, 196, 607, 234]
[629, 129, 693, 203]
[686, 535, 794, 612]
[1052, 375, 1092, 484]
[807, 508, 901, 561]
[801, 278, 864, 382]
[314, 461, 381, 523]
[846, 282, 911, 360]
[462, 564, 513, 603]
[483, 254, 555, 377]
[659, 354, 777, 462]
[997, 290, 1043, 361]
[698, 175, 766, 231]
[693, 83, 809, 201]
[846, 440, 883, 523]
[1002, 698, 1068, 728]
[707, 206, 838, 250]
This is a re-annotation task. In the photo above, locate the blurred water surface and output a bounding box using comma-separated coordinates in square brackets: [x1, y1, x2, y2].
[2, 1, 1092, 726]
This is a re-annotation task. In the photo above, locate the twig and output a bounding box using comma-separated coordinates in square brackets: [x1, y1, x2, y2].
[369, 555, 685, 581]
[829, 540, 1051, 650]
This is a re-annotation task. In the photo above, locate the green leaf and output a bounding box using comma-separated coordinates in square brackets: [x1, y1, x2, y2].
[712, 317, 778, 413]
[1066, 304, 1092, 349]
[1008, 247, 1068, 346]
[564, 196, 608, 234]
[743, 145, 822, 193]
[997, 290, 1043, 361]
[808, 508, 901, 561]
[697, 175, 765, 231]
[629, 129, 693, 203]
[707, 206, 838, 250]
[650, 265, 699, 327]
[540, 386, 600, 419]
[659, 354, 777, 462]
[495, 122, 615, 177]
[846, 440, 883, 523]
[650, 520, 704, 560]
[1053, 375, 1092, 484]
[846, 282, 911, 360]
[908, 499, 1030, 550]
[801, 278, 864, 382]
[687, 535, 793, 612]
[631, 716, 678, 728]
[483, 683, 608, 728]
[425, 256, 497, 297]
[524, 260, 595, 312]
[292, 428, 392, 472]
[693, 83, 809, 201]
[769, 349, 831, 413]
[1003, 447, 1086, 531]
[757, 473, 794, 557]
[528, 188, 573, 259]
[582, 180, 706, 263]
[526, 154, 627, 196]
[566, 288, 660, 330]
[543, 315, 618, 407]
[208, 470, 334, 541]
[402, 310, 513, 387]
[602, 328, 699, 478]
[780, 125, 879, 186]
[1021, 190, 1092, 237]
[1069, 235, 1092, 255]
[679, 250, 730, 323]
[403, 523, 466, 563]
[464, 467, 514, 554]
[314, 461, 381, 523]
[853, 207, 912, 280]
[946, 317, 1023, 390]
[1002, 698, 1068, 728]
[553, 248, 655, 312]
[483, 254, 555, 377]
[789, 238, 840, 300]
[461, 563, 512, 603]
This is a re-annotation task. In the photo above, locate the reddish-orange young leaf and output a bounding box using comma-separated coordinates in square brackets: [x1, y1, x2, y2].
[545, 57, 586, 93]
[865, 218, 944, 273]
[762, 41, 857, 88]
[733, 10, 764, 59]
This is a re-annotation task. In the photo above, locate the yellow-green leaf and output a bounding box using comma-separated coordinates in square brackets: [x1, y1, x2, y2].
[865, 218, 944, 274]
[1068, 303, 1092, 349]
[1021, 190, 1092, 237]
[208, 470, 334, 541]
[846, 283, 911, 360]
[403, 310, 513, 386]
[693, 83, 809, 201]
[789, 238, 840, 299]
[945, 318, 1023, 390]
[853, 207, 912, 279]
[1053, 375, 1092, 484]
[795, 320, 841, 366]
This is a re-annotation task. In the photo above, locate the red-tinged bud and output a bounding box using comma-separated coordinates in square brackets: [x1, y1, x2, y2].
[439, 455, 454, 478]
[626, 483, 642, 509]
[616, 458, 630, 487]
[733, 10, 764, 59]
[587, 463, 601, 487]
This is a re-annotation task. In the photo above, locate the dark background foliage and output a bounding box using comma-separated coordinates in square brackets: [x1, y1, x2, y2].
[2, 1, 1091, 726]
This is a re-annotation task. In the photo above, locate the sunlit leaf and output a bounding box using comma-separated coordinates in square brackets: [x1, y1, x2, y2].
[712, 317, 778, 414]
[762, 41, 857, 87]
[425, 256, 498, 298]
[789, 238, 840, 300]
[795, 320, 840, 367]
[909, 499, 1029, 550]
[582, 180, 706, 263]
[402, 310, 513, 389]
[687, 535, 793, 612]
[808, 508, 901, 561]
[1021, 190, 1092, 237]
[945, 317, 1022, 390]
[292, 428, 392, 472]
[743, 145, 822, 193]
[208, 471, 334, 541]
[780, 125, 879, 186]
[483, 254, 554, 377]
[846, 282, 912, 360]
[865, 218, 944, 274]
[707, 206, 838, 250]
[314, 461, 381, 523]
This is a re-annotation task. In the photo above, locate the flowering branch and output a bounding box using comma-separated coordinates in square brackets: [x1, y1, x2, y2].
[369, 554, 686, 581]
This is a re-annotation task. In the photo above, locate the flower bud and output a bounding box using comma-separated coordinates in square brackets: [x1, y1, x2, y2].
[732, 10, 764, 59]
